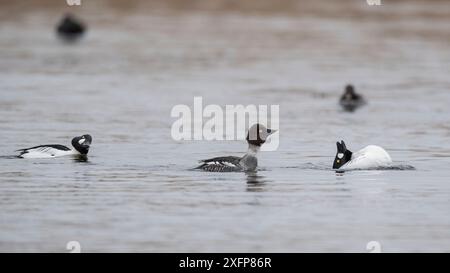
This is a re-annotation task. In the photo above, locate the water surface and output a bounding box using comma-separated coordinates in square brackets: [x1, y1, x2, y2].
[0, 0, 449, 252]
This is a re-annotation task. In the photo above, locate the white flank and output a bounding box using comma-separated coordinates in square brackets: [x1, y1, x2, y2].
[341, 145, 392, 170]
[20, 147, 77, 159]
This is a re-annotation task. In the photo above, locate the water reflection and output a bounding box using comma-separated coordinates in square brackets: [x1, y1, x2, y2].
[334, 164, 416, 175]
[0, 155, 20, 159]
[72, 155, 89, 163]
[246, 172, 269, 192]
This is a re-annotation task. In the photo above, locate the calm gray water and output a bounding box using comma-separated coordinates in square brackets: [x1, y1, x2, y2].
[0, 1, 449, 252]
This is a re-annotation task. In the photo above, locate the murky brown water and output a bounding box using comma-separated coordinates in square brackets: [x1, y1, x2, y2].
[0, 0, 449, 252]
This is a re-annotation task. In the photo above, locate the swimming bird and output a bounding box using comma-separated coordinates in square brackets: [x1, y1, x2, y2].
[195, 124, 277, 172]
[339, 84, 365, 112]
[333, 140, 392, 170]
[17, 134, 92, 159]
[56, 14, 86, 41]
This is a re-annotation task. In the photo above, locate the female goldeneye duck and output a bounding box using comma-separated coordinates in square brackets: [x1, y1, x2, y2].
[56, 14, 86, 41]
[339, 84, 366, 112]
[333, 140, 392, 170]
[195, 124, 277, 172]
[17, 134, 92, 159]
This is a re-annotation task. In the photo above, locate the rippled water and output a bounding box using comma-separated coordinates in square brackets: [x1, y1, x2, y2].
[1, 1, 450, 252]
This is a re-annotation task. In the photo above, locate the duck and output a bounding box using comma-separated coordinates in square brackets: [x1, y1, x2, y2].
[56, 14, 86, 41]
[339, 84, 366, 112]
[195, 124, 277, 172]
[17, 134, 92, 159]
[333, 140, 392, 170]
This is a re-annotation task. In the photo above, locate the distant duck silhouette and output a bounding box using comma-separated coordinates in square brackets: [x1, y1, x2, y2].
[56, 14, 86, 41]
[339, 84, 366, 112]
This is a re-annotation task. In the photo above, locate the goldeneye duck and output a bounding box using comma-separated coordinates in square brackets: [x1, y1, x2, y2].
[195, 124, 277, 172]
[56, 14, 86, 41]
[339, 84, 366, 112]
[333, 140, 392, 170]
[17, 134, 92, 159]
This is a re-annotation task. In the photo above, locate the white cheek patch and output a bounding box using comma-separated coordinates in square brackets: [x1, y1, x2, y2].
[337, 153, 344, 159]
[78, 139, 85, 144]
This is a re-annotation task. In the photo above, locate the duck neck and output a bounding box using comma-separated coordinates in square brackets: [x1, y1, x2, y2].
[246, 144, 260, 157]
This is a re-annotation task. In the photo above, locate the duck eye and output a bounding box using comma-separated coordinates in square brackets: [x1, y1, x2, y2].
[267, 129, 272, 133]
[336, 160, 340, 163]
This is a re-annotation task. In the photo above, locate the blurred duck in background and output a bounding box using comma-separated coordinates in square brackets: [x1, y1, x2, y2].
[339, 84, 366, 112]
[56, 13, 86, 42]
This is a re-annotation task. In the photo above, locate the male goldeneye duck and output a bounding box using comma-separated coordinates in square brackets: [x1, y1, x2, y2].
[195, 124, 277, 172]
[17, 134, 92, 159]
[339, 84, 366, 112]
[56, 14, 86, 41]
[333, 140, 392, 170]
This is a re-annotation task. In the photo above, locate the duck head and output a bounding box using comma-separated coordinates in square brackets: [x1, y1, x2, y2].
[333, 140, 352, 169]
[72, 134, 92, 155]
[246, 124, 277, 147]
